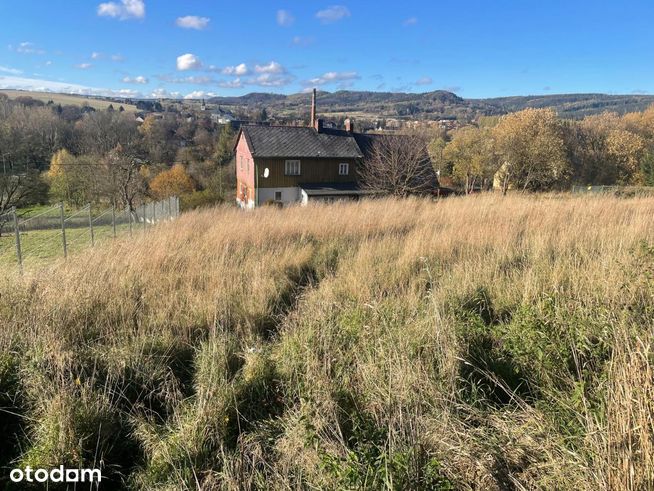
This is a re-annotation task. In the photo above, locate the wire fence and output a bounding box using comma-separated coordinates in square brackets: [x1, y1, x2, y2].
[0, 196, 180, 273]
[572, 185, 654, 196]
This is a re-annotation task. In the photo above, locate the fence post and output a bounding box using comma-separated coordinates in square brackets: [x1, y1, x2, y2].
[152, 201, 156, 224]
[127, 206, 132, 237]
[168, 196, 172, 219]
[12, 207, 22, 274]
[88, 204, 94, 246]
[60, 202, 67, 259]
[142, 204, 146, 233]
[112, 203, 117, 239]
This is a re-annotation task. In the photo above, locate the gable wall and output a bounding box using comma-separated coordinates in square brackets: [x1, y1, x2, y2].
[235, 133, 255, 204]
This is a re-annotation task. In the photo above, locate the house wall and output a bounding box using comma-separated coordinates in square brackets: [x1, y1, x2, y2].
[235, 133, 255, 207]
[255, 157, 359, 189]
[259, 187, 301, 205]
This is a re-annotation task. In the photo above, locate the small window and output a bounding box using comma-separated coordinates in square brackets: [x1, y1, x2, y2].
[339, 163, 349, 176]
[285, 160, 301, 176]
[240, 156, 244, 171]
[274, 191, 282, 201]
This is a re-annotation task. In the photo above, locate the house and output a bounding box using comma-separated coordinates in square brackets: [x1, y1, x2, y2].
[235, 89, 378, 208]
[210, 107, 236, 125]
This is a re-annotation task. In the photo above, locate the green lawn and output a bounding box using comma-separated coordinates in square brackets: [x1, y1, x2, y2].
[0, 222, 141, 271]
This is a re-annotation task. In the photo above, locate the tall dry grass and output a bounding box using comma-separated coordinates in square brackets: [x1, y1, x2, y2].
[0, 193, 652, 489]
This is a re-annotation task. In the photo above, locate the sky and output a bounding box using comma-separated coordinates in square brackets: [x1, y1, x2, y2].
[1, 0, 654, 100]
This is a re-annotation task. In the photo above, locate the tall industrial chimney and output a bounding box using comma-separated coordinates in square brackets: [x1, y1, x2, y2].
[310, 88, 317, 129]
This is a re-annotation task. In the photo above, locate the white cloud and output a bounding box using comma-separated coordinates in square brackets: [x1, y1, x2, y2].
[291, 36, 314, 47]
[11, 42, 45, 55]
[176, 53, 202, 71]
[0, 75, 143, 98]
[184, 90, 217, 99]
[151, 88, 181, 99]
[415, 76, 432, 86]
[0, 65, 23, 75]
[111, 54, 125, 62]
[91, 52, 103, 60]
[220, 63, 249, 76]
[160, 75, 215, 84]
[305, 71, 359, 86]
[97, 0, 145, 20]
[75, 63, 93, 70]
[45, 61, 53, 66]
[250, 73, 293, 87]
[402, 17, 418, 26]
[276, 10, 295, 27]
[122, 75, 148, 84]
[315, 5, 351, 24]
[254, 61, 285, 74]
[176, 15, 210, 30]
[218, 78, 244, 89]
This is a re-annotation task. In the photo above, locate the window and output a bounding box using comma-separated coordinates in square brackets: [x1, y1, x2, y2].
[240, 156, 243, 171]
[285, 160, 301, 176]
[339, 163, 349, 176]
[275, 191, 282, 201]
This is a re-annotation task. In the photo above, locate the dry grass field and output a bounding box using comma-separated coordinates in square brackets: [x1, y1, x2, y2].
[0, 194, 653, 489]
[0, 90, 138, 112]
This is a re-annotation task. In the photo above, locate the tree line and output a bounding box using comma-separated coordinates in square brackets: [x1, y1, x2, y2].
[431, 106, 654, 193]
[0, 94, 236, 219]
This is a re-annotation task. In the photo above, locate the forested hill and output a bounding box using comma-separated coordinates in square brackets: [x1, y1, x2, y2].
[207, 90, 654, 121]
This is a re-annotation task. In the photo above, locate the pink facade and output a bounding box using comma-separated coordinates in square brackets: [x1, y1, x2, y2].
[235, 133, 255, 207]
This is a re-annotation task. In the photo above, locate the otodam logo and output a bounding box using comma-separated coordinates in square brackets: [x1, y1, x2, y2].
[10, 466, 102, 484]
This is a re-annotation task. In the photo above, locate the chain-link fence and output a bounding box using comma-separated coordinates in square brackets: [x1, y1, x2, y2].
[0, 196, 180, 273]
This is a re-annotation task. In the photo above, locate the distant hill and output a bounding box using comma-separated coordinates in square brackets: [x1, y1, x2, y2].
[208, 90, 654, 122]
[0, 90, 138, 112]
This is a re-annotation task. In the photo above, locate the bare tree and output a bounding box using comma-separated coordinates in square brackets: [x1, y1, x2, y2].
[0, 170, 44, 236]
[358, 133, 437, 196]
[102, 145, 147, 212]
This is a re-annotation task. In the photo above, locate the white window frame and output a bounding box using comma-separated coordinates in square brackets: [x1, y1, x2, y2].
[339, 163, 349, 176]
[285, 159, 301, 176]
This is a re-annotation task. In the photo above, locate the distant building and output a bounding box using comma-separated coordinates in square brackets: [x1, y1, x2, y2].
[210, 107, 236, 124]
[233, 90, 434, 208]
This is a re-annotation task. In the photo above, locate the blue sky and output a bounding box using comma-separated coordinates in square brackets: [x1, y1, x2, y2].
[0, 0, 653, 99]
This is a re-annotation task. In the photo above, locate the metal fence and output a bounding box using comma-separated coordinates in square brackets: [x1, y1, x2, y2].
[572, 185, 654, 196]
[0, 196, 180, 273]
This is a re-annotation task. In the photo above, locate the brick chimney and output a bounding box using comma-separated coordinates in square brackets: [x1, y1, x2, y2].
[310, 88, 317, 129]
[344, 118, 354, 133]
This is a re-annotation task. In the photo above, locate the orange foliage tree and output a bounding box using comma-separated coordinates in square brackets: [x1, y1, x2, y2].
[149, 164, 196, 199]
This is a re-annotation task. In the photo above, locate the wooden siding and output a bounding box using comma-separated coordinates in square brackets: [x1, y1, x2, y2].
[255, 157, 359, 188]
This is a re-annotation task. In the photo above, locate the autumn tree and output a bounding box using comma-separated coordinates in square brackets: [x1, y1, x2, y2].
[605, 129, 646, 184]
[492, 108, 570, 193]
[47, 149, 100, 206]
[139, 114, 179, 163]
[149, 164, 196, 200]
[443, 126, 497, 193]
[358, 133, 437, 196]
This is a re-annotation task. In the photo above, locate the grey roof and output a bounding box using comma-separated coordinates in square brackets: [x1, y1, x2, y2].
[241, 125, 363, 159]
